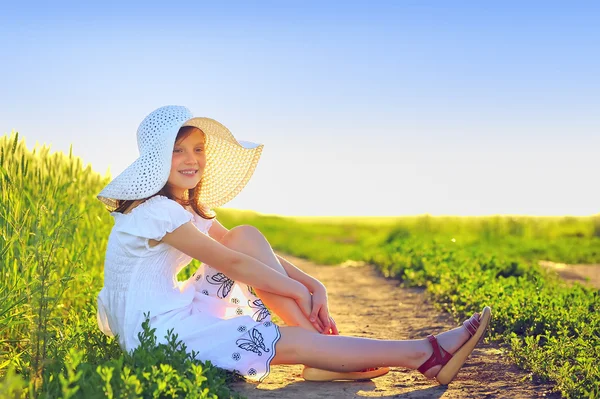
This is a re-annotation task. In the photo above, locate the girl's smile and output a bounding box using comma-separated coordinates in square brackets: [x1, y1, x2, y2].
[179, 169, 199, 177]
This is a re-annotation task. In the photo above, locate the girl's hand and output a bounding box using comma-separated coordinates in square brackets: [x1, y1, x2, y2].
[294, 285, 311, 314]
[293, 284, 326, 331]
[309, 283, 339, 335]
[326, 315, 339, 335]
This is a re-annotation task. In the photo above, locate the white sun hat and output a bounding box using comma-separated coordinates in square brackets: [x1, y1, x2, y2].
[97, 105, 263, 211]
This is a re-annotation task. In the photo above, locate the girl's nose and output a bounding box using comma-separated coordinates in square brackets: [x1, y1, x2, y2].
[184, 153, 197, 164]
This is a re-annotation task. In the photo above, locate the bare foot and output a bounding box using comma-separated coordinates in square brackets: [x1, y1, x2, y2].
[418, 313, 479, 379]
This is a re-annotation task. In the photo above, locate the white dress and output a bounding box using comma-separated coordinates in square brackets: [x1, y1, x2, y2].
[96, 195, 281, 382]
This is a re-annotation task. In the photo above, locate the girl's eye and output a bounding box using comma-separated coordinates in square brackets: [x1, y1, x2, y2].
[195, 148, 204, 152]
[173, 149, 182, 153]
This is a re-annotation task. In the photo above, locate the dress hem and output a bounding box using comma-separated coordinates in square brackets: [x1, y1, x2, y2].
[258, 324, 282, 383]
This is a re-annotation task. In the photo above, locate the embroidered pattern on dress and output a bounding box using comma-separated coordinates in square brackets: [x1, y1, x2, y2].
[206, 272, 234, 298]
[232, 352, 241, 361]
[247, 285, 257, 297]
[237, 325, 247, 333]
[248, 368, 257, 376]
[236, 328, 270, 356]
[248, 298, 270, 322]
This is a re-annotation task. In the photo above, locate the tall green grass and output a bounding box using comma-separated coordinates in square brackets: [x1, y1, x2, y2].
[0, 132, 238, 398]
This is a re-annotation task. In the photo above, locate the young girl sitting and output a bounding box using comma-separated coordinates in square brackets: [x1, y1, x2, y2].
[96, 105, 491, 384]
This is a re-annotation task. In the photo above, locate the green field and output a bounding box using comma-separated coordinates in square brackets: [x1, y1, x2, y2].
[1, 132, 599, 398]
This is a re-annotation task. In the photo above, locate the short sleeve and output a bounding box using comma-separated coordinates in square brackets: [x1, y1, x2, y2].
[112, 195, 194, 242]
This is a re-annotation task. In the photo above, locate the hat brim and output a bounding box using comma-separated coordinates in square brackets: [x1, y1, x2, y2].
[98, 114, 263, 211]
[181, 118, 264, 209]
[97, 128, 178, 210]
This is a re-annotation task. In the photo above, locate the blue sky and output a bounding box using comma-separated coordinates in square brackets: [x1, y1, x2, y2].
[1, 1, 598, 216]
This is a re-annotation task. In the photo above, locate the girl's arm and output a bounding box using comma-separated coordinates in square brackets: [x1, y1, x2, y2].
[162, 222, 310, 303]
[207, 218, 229, 242]
[208, 219, 322, 291]
[276, 254, 323, 292]
[206, 219, 334, 333]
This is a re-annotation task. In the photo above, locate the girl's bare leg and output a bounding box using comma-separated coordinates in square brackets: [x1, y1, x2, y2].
[220, 225, 474, 378]
[220, 225, 319, 332]
[272, 324, 472, 378]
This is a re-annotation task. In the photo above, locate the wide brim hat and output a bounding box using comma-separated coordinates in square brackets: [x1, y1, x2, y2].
[97, 105, 263, 211]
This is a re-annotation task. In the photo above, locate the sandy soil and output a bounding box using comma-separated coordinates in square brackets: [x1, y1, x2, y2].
[231, 254, 559, 399]
[539, 260, 600, 289]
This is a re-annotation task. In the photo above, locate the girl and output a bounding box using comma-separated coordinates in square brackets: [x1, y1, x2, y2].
[96, 105, 491, 385]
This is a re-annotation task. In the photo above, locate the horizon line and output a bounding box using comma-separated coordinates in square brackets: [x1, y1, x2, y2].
[218, 208, 600, 219]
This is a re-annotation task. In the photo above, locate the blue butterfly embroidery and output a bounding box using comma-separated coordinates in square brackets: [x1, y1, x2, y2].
[236, 328, 269, 356]
[206, 273, 234, 298]
[248, 299, 270, 322]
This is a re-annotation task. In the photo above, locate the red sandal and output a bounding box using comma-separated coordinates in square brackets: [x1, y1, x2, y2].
[418, 306, 492, 385]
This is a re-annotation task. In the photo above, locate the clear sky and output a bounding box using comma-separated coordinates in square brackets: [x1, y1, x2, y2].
[1, 1, 598, 216]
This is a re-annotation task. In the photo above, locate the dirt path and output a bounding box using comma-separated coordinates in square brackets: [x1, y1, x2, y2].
[231, 254, 559, 398]
[539, 260, 600, 289]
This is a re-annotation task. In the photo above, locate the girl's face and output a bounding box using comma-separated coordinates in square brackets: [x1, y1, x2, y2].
[167, 127, 206, 197]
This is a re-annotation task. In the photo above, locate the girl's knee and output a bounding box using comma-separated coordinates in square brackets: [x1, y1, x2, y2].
[221, 225, 264, 247]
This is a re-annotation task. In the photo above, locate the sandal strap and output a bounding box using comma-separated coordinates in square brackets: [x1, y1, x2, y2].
[463, 314, 480, 337]
[417, 334, 453, 374]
